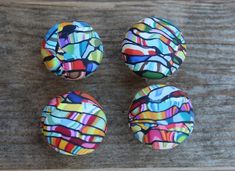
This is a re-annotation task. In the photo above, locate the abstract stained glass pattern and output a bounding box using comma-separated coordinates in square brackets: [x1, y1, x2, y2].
[121, 17, 186, 79]
[128, 84, 194, 150]
[41, 21, 104, 80]
[41, 91, 107, 155]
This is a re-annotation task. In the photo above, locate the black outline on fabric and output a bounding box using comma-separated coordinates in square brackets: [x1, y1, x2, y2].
[122, 37, 184, 63]
[45, 94, 103, 110]
[122, 40, 163, 56]
[150, 17, 183, 38]
[45, 135, 98, 149]
[123, 50, 175, 69]
[45, 112, 106, 132]
[60, 39, 91, 52]
[66, 30, 93, 33]
[131, 122, 193, 134]
[130, 121, 194, 126]
[134, 127, 190, 137]
[131, 86, 181, 102]
[133, 21, 177, 42]
[142, 17, 180, 38]
[132, 85, 184, 104]
[184, 123, 194, 132]
[43, 109, 107, 124]
[61, 100, 100, 108]
[60, 37, 102, 49]
[46, 41, 58, 49]
[123, 56, 182, 75]
[43, 55, 55, 62]
[148, 124, 190, 134]
[44, 104, 105, 119]
[129, 85, 172, 106]
[43, 109, 105, 121]
[123, 31, 185, 57]
[47, 136, 98, 151]
[50, 64, 63, 74]
[146, 140, 180, 145]
[128, 27, 175, 46]
[43, 123, 105, 138]
[63, 69, 87, 72]
[46, 99, 100, 110]
[130, 110, 193, 123]
[127, 59, 178, 72]
[131, 95, 189, 111]
[129, 106, 194, 123]
[63, 92, 100, 104]
[125, 53, 171, 66]
[80, 50, 102, 65]
[153, 17, 181, 32]
[43, 129, 102, 144]
[129, 96, 190, 114]
[130, 25, 183, 50]
[43, 46, 56, 53]
[149, 17, 181, 42]
[129, 26, 180, 48]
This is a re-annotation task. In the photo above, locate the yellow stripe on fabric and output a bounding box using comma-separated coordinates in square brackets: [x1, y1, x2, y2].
[168, 127, 190, 134]
[77, 148, 94, 155]
[132, 23, 148, 32]
[58, 22, 72, 32]
[89, 38, 102, 47]
[136, 111, 168, 120]
[131, 123, 149, 132]
[81, 126, 105, 137]
[57, 103, 82, 112]
[88, 50, 103, 63]
[59, 139, 68, 150]
[95, 110, 107, 122]
[131, 119, 156, 124]
[44, 57, 60, 70]
[41, 48, 51, 58]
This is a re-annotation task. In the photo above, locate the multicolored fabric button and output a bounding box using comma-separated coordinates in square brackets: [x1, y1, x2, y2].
[41, 21, 104, 80]
[121, 17, 186, 79]
[128, 84, 194, 150]
[41, 91, 107, 155]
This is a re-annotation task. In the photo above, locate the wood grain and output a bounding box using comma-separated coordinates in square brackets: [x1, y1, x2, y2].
[11, 168, 235, 171]
[0, 0, 235, 169]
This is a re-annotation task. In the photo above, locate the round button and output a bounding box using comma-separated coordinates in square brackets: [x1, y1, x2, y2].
[41, 21, 104, 80]
[122, 17, 186, 79]
[41, 91, 107, 155]
[128, 84, 194, 149]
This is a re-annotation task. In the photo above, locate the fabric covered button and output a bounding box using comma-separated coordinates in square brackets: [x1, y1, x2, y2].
[41, 21, 104, 80]
[128, 84, 194, 149]
[41, 90, 107, 155]
[122, 17, 186, 79]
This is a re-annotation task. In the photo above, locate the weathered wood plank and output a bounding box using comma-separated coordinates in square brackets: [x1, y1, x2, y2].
[10, 168, 235, 171]
[0, 0, 235, 169]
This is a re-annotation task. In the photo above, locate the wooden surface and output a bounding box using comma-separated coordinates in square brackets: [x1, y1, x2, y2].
[0, 0, 235, 170]
[11, 168, 235, 171]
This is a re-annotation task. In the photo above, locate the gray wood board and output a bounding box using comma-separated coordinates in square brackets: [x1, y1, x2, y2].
[0, 0, 235, 169]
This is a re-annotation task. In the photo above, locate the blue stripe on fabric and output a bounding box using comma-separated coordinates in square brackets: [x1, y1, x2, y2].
[127, 56, 149, 63]
[45, 23, 59, 40]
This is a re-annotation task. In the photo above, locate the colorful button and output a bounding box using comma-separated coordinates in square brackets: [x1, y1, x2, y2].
[41, 21, 104, 80]
[41, 91, 107, 155]
[128, 84, 194, 149]
[122, 17, 186, 79]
